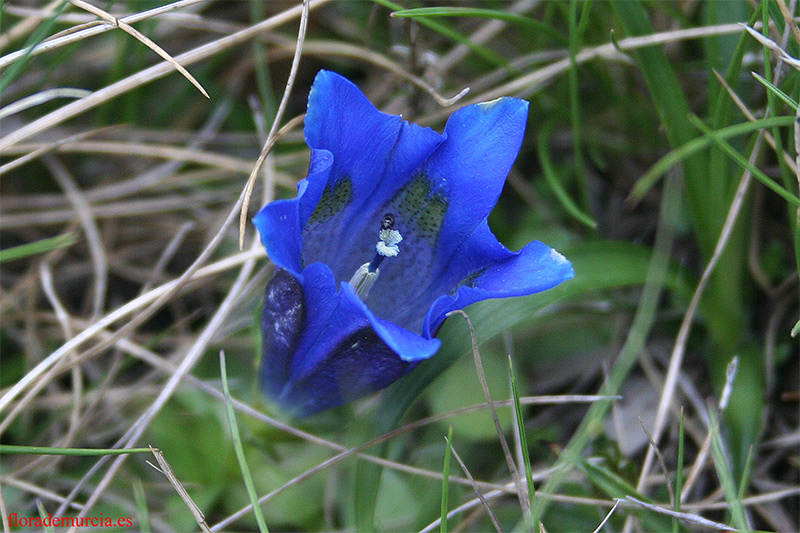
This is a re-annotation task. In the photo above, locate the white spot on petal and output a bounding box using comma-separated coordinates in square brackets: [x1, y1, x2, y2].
[549, 248, 568, 264]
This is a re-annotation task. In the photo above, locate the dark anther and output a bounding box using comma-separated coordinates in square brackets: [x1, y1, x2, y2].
[381, 213, 395, 231]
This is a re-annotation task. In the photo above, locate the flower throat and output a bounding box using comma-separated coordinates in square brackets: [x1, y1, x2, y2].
[349, 213, 402, 298]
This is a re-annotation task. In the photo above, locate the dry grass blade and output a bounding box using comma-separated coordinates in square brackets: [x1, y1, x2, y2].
[773, 0, 800, 48]
[42, 155, 107, 319]
[0, 0, 62, 51]
[4, 140, 265, 175]
[0, 128, 114, 177]
[446, 310, 529, 515]
[434, 0, 540, 75]
[711, 69, 796, 173]
[268, 39, 470, 106]
[149, 447, 211, 532]
[638, 417, 675, 507]
[742, 24, 800, 72]
[422, 21, 772, 124]
[237, 113, 306, 245]
[591, 499, 620, 533]
[447, 439, 504, 533]
[680, 358, 740, 503]
[0, 0, 333, 152]
[621, 496, 733, 530]
[69, 0, 208, 98]
[239, 0, 309, 248]
[0, 0, 208, 67]
[0, 247, 263, 415]
[38, 262, 82, 446]
[71, 238, 260, 520]
[0, 88, 90, 120]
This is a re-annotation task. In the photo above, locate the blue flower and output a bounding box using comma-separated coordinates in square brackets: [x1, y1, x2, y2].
[254, 71, 574, 417]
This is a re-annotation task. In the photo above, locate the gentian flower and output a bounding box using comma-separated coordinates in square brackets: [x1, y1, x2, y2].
[254, 71, 574, 417]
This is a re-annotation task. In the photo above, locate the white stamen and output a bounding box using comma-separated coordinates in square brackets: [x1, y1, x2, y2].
[348, 216, 403, 298]
[349, 262, 378, 298]
[377, 228, 402, 257]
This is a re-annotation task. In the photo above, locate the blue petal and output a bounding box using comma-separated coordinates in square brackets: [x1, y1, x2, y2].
[361, 97, 530, 331]
[422, 220, 575, 337]
[261, 262, 440, 417]
[253, 149, 333, 273]
[300, 70, 445, 284]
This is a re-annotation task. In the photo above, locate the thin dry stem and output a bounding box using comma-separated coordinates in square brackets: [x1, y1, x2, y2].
[0, 0, 208, 68]
[149, 447, 211, 532]
[447, 310, 529, 515]
[43, 155, 107, 319]
[239, 0, 309, 248]
[69, 0, 209, 98]
[448, 439, 504, 533]
[0, 247, 263, 416]
[0, 0, 333, 152]
[39, 262, 82, 448]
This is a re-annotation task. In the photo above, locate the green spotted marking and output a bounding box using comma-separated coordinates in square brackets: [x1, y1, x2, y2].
[393, 173, 449, 244]
[308, 177, 353, 225]
[451, 267, 487, 295]
[398, 175, 431, 216]
[415, 193, 447, 243]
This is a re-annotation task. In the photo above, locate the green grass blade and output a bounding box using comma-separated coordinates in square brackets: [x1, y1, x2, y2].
[751, 72, 798, 111]
[536, 173, 681, 520]
[538, 121, 597, 228]
[576, 459, 672, 531]
[0, 445, 151, 455]
[36, 500, 55, 533]
[372, 0, 513, 72]
[567, 0, 592, 214]
[629, 116, 795, 203]
[708, 408, 749, 531]
[0, 1, 69, 94]
[219, 351, 269, 533]
[673, 409, 685, 533]
[440, 424, 454, 533]
[509, 355, 536, 528]
[133, 478, 152, 533]
[688, 114, 800, 207]
[391, 7, 568, 46]
[738, 446, 755, 503]
[0, 232, 77, 263]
